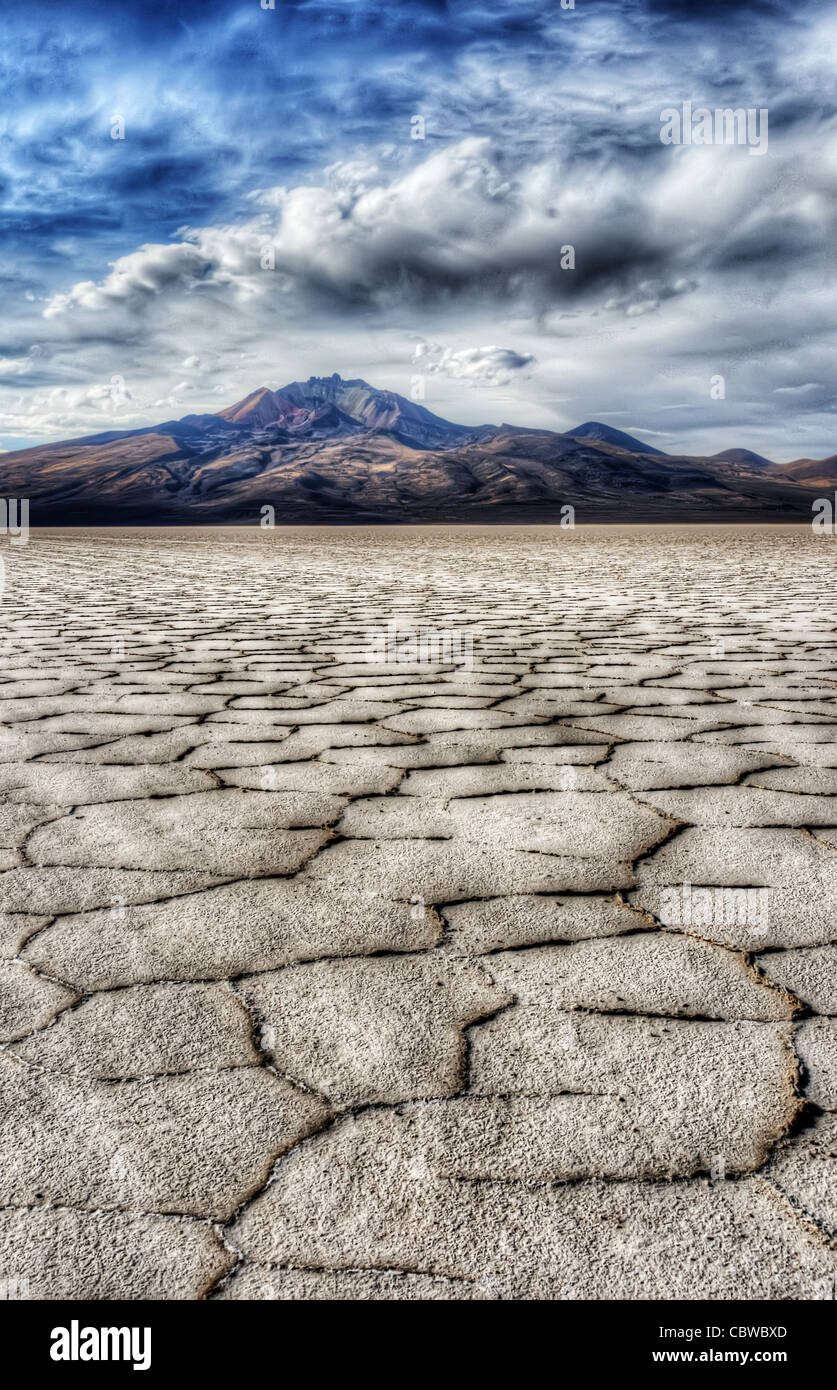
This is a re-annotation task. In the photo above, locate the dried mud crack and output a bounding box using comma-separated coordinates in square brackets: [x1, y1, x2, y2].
[0, 523, 836, 1301]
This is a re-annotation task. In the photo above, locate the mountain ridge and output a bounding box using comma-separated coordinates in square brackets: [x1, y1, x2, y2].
[1, 374, 831, 524]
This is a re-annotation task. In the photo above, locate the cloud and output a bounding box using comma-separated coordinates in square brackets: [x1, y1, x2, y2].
[36, 131, 818, 327]
[0, 357, 34, 378]
[0, 377, 133, 437]
[413, 341, 536, 386]
[42, 139, 528, 319]
[44, 243, 211, 317]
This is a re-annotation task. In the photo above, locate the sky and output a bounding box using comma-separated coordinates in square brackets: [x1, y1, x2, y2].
[0, 0, 835, 460]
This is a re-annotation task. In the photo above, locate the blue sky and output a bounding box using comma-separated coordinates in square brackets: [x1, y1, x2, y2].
[1, 0, 836, 459]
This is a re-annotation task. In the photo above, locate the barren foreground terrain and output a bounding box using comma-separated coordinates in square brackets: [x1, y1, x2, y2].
[1, 524, 836, 1301]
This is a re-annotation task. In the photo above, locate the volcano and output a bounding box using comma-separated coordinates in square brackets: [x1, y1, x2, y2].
[1, 374, 830, 525]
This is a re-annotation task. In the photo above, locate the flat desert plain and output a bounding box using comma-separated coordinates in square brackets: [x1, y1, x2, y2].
[1, 524, 836, 1301]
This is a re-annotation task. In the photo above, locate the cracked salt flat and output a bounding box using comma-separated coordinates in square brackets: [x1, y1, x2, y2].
[1, 523, 836, 1300]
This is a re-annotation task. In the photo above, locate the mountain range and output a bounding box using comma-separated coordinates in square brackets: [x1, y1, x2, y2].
[2, 373, 832, 524]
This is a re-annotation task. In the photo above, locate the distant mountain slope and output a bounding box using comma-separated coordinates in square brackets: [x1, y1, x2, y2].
[566, 421, 666, 455]
[771, 455, 837, 487]
[711, 447, 774, 469]
[0, 375, 828, 523]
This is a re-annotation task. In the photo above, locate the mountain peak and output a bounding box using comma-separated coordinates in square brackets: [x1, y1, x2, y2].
[208, 373, 485, 449]
[216, 386, 303, 428]
[710, 447, 774, 469]
[567, 421, 666, 456]
[274, 373, 484, 449]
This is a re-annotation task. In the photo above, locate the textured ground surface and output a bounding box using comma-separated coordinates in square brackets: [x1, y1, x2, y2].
[1, 524, 836, 1301]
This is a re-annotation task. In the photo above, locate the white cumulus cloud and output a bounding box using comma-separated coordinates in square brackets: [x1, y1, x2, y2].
[413, 341, 536, 386]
